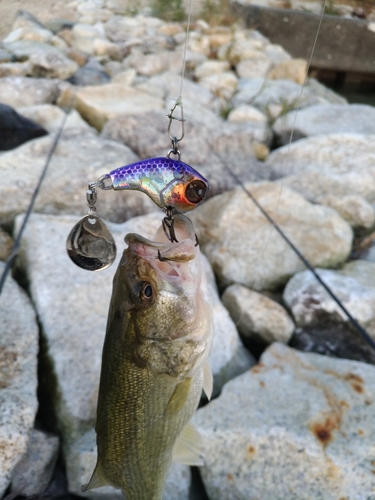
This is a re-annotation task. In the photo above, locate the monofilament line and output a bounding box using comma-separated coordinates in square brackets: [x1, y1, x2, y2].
[213, 150, 375, 352]
[0, 94, 77, 296]
[178, 0, 194, 99]
[274, 0, 327, 219]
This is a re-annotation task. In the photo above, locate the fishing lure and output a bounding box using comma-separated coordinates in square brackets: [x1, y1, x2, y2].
[66, 100, 209, 271]
[97, 156, 208, 212]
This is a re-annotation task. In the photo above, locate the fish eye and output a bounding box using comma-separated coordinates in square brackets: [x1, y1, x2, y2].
[185, 180, 207, 204]
[140, 282, 153, 302]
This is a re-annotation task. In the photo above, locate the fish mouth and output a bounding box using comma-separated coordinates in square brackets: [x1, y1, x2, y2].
[125, 214, 198, 264]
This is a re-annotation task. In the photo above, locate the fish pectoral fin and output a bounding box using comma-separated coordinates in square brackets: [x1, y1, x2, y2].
[165, 377, 192, 415]
[81, 464, 109, 492]
[172, 423, 205, 466]
[203, 362, 213, 401]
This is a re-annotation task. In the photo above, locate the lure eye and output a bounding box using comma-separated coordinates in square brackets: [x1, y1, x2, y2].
[185, 180, 207, 204]
[140, 282, 153, 302]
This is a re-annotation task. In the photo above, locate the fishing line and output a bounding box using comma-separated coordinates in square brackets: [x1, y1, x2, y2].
[212, 2, 375, 351]
[179, 0, 193, 98]
[213, 149, 375, 351]
[0, 93, 77, 296]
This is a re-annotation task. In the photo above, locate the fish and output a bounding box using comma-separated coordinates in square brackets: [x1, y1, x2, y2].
[97, 157, 209, 213]
[83, 213, 213, 500]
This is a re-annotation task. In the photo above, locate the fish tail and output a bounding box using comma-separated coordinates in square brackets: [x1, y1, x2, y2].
[81, 462, 109, 492]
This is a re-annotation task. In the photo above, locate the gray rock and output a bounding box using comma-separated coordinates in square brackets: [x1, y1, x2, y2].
[304, 78, 347, 105]
[0, 263, 39, 497]
[4, 27, 56, 45]
[29, 50, 79, 80]
[68, 58, 111, 86]
[0, 61, 30, 77]
[339, 260, 375, 290]
[290, 322, 375, 365]
[222, 284, 295, 345]
[273, 104, 375, 145]
[275, 173, 375, 231]
[66, 428, 190, 499]
[0, 76, 62, 108]
[3, 40, 63, 61]
[318, 194, 375, 231]
[0, 129, 157, 226]
[203, 258, 256, 396]
[236, 56, 273, 79]
[283, 268, 375, 336]
[71, 23, 106, 55]
[17, 104, 95, 134]
[232, 77, 324, 113]
[0, 228, 13, 261]
[191, 182, 353, 291]
[193, 342, 375, 500]
[0, 48, 13, 62]
[11, 429, 60, 496]
[58, 83, 164, 131]
[266, 134, 375, 203]
[12, 9, 45, 31]
[139, 72, 220, 112]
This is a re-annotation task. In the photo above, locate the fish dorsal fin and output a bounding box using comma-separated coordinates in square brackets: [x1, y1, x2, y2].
[81, 463, 109, 492]
[203, 362, 213, 401]
[172, 423, 205, 466]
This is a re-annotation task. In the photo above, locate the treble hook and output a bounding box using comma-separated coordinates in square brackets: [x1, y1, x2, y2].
[162, 206, 178, 243]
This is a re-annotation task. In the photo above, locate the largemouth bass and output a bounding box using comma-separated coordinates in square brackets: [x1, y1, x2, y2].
[83, 214, 213, 500]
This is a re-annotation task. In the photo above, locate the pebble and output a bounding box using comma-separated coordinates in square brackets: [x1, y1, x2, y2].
[199, 71, 238, 100]
[193, 342, 375, 500]
[236, 55, 273, 78]
[268, 58, 308, 84]
[0, 263, 39, 497]
[227, 104, 268, 123]
[194, 60, 230, 79]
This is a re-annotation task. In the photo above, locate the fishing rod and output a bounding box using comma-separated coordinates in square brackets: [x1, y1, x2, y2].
[0, 1, 374, 354]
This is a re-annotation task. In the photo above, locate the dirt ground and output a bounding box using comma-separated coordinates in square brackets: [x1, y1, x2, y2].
[0, 0, 60, 39]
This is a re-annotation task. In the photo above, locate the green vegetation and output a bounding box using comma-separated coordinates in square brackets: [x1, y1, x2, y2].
[150, 0, 186, 22]
[198, 0, 236, 26]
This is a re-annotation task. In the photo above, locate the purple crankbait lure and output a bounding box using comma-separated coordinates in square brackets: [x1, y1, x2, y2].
[96, 157, 209, 213]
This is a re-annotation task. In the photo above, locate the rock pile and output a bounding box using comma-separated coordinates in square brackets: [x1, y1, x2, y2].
[0, 0, 375, 499]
